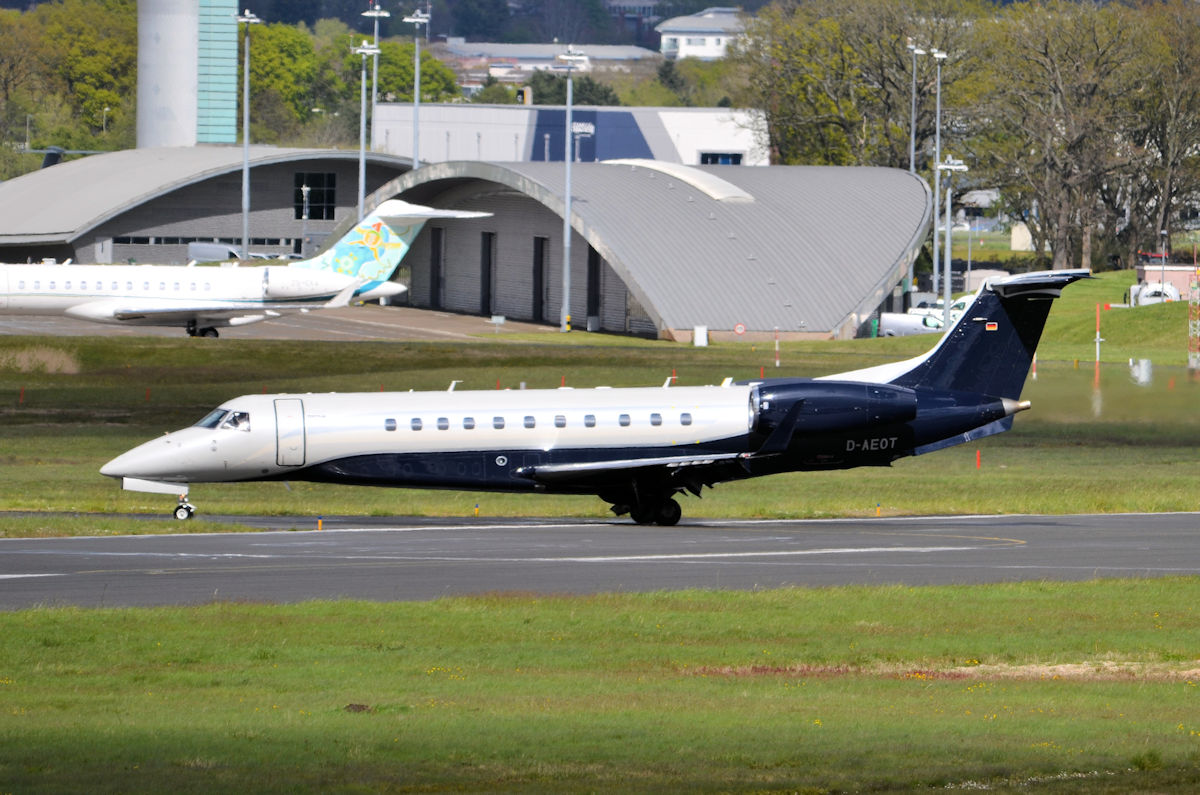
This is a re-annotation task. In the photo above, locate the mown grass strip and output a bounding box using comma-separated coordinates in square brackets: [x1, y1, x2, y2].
[3, 580, 1200, 792]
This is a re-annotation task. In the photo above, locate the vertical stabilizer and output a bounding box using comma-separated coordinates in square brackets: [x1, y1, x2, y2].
[825, 270, 1091, 398]
[291, 199, 490, 281]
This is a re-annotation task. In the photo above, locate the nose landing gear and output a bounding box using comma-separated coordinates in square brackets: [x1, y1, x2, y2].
[174, 497, 195, 521]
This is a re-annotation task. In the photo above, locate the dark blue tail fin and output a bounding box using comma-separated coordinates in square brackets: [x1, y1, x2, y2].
[827, 270, 1090, 399]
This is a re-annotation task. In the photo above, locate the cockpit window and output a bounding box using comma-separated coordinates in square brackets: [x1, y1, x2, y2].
[195, 409, 228, 429]
[219, 411, 251, 432]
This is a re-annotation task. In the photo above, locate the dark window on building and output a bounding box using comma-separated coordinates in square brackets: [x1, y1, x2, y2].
[294, 172, 336, 220]
[699, 152, 742, 165]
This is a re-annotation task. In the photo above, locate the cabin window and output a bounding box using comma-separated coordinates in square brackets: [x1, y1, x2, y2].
[205, 283, 211, 291]
[493, 416, 505, 429]
[219, 411, 250, 432]
[126, 282, 133, 290]
[17, 280, 24, 290]
[384, 418, 397, 431]
[49, 281, 55, 290]
[159, 282, 166, 291]
[78, 281, 85, 290]
[524, 416, 536, 429]
[195, 408, 228, 428]
[437, 417, 449, 430]
[190, 282, 197, 291]
[65, 281, 71, 290]
[173, 282, 180, 291]
[554, 415, 566, 428]
[411, 418, 423, 431]
[619, 414, 631, 427]
[33, 281, 40, 290]
[143, 282, 150, 290]
[650, 413, 662, 426]
[463, 417, 476, 430]
[584, 414, 596, 428]
[112, 281, 118, 290]
[681, 412, 693, 426]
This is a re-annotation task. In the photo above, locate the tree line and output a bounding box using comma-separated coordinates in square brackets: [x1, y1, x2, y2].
[733, 0, 1200, 271]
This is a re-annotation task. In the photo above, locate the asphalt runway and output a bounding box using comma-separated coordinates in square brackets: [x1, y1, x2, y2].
[2, 512, 1199, 609]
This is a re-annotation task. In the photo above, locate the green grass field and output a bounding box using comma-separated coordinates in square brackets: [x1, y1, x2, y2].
[3, 582, 1200, 792]
[3, 269, 1200, 791]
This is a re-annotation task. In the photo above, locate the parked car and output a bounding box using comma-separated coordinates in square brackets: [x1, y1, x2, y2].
[879, 312, 944, 337]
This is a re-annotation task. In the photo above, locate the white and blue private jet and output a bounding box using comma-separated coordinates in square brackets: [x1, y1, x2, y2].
[102, 270, 1090, 523]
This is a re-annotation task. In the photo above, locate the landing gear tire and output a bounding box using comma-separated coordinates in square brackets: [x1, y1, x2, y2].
[174, 502, 195, 521]
[629, 497, 682, 526]
[199, 327, 219, 338]
[655, 498, 682, 527]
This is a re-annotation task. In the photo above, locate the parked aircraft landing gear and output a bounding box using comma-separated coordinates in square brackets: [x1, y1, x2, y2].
[174, 500, 195, 520]
[186, 322, 219, 338]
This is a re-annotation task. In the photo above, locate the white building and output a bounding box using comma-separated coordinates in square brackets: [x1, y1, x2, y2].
[655, 7, 744, 61]
[371, 103, 767, 167]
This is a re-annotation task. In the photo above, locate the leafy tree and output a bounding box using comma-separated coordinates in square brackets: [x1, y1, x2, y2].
[36, 0, 136, 134]
[472, 76, 518, 104]
[341, 39, 460, 103]
[973, 1, 1150, 270]
[734, 0, 985, 167]
[1117, 0, 1200, 268]
[528, 70, 620, 106]
[245, 23, 324, 132]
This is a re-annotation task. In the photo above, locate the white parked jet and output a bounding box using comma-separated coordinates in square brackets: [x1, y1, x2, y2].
[102, 270, 1090, 524]
[0, 200, 488, 337]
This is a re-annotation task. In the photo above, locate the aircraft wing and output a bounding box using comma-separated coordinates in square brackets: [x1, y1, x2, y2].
[516, 452, 748, 486]
[69, 282, 361, 327]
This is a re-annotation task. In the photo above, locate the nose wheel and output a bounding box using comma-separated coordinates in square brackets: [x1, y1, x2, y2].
[174, 500, 195, 521]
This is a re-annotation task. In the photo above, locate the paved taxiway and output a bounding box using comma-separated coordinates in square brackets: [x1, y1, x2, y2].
[0, 304, 553, 342]
[2, 512, 1199, 609]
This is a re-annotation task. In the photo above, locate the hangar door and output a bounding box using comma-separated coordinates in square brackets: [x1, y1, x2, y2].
[274, 398, 306, 467]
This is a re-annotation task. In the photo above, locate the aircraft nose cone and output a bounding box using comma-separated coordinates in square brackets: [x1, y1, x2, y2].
[99, 436, 190, 481]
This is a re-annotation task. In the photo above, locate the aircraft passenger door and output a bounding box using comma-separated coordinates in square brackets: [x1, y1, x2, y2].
[274, 398, 306, 467]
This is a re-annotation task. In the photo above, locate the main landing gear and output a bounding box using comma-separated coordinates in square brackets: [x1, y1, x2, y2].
[174, 498, 195, 520]
[615, 496, 683, 526]
[186, 321, 219, 338]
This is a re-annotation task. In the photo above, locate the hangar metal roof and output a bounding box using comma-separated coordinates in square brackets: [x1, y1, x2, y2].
[0, 146, 411, 246]
[384, 160, 931, 336]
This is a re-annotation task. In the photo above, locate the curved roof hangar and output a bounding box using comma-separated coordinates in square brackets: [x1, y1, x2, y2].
[381, 159, 931, 338]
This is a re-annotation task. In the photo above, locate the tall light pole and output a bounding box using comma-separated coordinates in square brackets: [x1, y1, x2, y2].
[557, 45, 586, 333]
[362, 4, 390, 144]
[236, 8, 261, 260]
[906, 38, 925, 175]
[354, 39, 381, 222]
[938, 156, 968, 328]
[905, 38, 925, 309]
[930, 48, 946, 299]
[402, 9, 429, 169]
[300, 183, 310, 259]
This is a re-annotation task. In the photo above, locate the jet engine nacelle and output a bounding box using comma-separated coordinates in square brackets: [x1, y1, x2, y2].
[261, 266, 350, 299]
[750, 380, 918, 440]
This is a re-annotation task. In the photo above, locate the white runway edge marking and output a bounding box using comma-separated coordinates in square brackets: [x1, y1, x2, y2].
[505, 545, 979, 563]
[0, 574, 64, 579]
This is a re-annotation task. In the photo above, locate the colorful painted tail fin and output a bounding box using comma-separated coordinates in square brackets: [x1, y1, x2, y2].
[291, 199, 490, 281]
